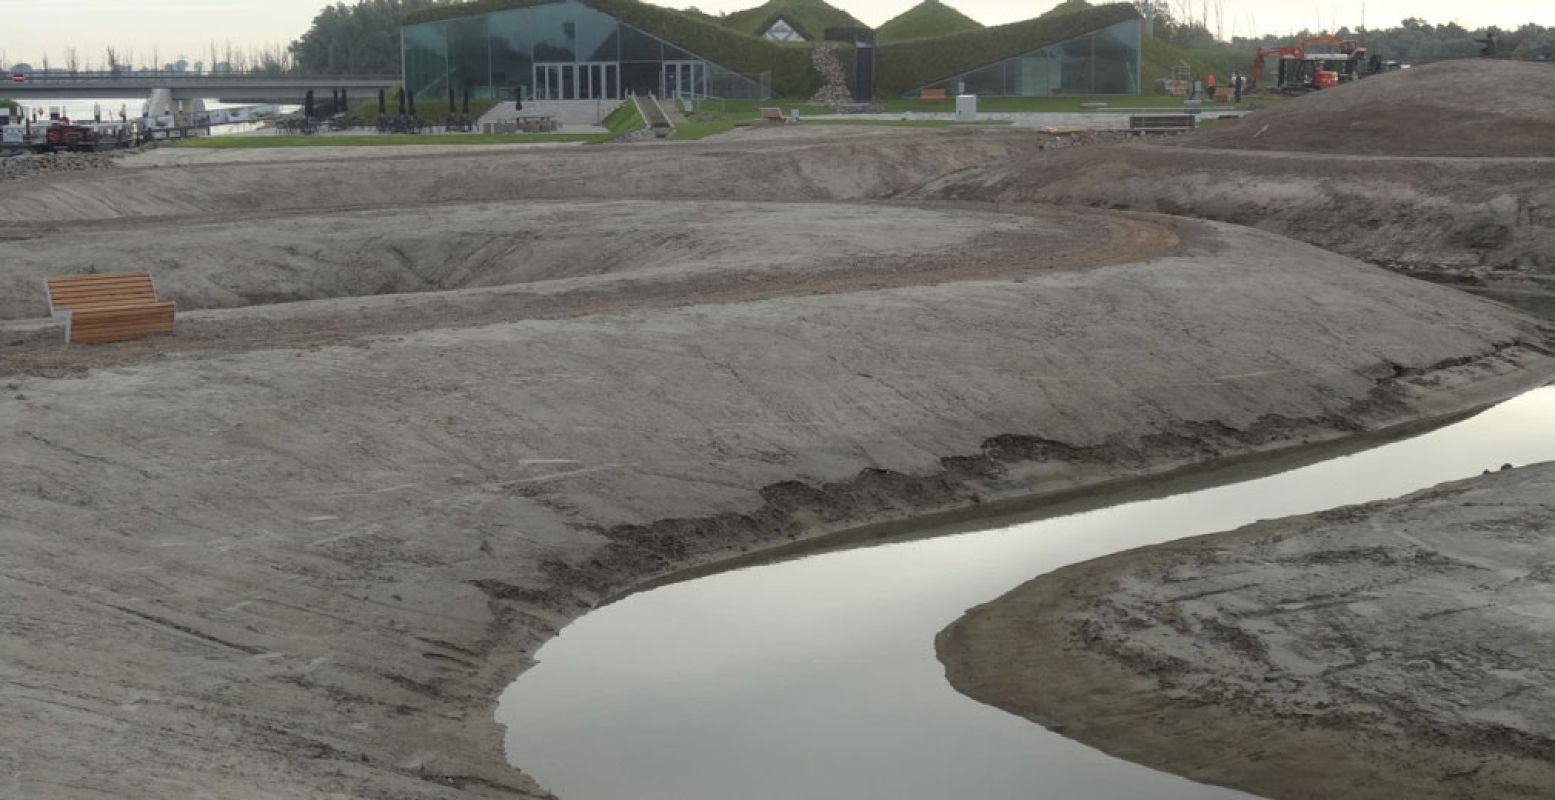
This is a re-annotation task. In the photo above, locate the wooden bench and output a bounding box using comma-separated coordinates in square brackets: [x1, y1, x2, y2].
[758, 107, 785, 124]
[920, 89, 948, 103]
[1129, 114, 1197, 132]
[46, 272, 176, 344]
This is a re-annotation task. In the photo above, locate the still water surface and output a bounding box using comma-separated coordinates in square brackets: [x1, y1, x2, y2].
[499, 387, 1555, 800]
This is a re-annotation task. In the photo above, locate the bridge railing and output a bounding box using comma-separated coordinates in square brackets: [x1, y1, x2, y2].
[8, 70, 399, 84]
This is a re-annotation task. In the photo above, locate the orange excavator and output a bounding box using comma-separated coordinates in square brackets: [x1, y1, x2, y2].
[1252, 36, 1369, 93]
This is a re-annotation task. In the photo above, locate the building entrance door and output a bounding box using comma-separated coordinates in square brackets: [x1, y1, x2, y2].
[661, 61, 706, 100]
[534, 62, 620, 101]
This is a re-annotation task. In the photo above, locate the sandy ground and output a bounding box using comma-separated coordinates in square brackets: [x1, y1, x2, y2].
[4, 127, 1555, 799]
[938, 462, 1555, 800]
[0, 199, 1078, 321]
[1184, 60, 1555, 157]
[917, 140, 1555, 318]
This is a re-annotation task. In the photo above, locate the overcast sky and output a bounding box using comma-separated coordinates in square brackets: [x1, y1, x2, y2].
[4, 0, 1552, 68]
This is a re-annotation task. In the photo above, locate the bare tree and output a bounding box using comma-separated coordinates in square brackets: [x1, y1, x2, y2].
[105, 45, 120, 74]
[40, 49, 50, 73]
[64, 46, 80, 73]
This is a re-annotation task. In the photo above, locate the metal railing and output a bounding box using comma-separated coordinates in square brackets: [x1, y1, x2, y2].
[8, 70, 398, 84]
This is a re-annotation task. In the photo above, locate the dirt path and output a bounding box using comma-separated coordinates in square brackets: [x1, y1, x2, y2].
[939, 462, 1555, 800]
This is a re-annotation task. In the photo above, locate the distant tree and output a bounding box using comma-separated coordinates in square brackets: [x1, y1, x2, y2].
[290, 0, 445, 75]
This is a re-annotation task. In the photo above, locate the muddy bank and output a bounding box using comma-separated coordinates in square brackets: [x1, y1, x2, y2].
[938, 461, 1555, 800]
[5, 189, 1555, 798]
[916, 142, 1555, 316]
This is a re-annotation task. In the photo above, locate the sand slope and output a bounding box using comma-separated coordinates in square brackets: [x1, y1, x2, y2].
[1184, 60, 1555, 157]
[3, 132, 1554, 799]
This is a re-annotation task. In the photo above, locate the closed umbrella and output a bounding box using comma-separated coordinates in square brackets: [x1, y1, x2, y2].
[408, 91, 416, 116]
[304, 90, 314, 120]
[379, 89, 387, 115]
[396, 88, 405, 115]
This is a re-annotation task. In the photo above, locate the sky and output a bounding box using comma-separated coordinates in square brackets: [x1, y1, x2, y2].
[4, 0, 1553, 69]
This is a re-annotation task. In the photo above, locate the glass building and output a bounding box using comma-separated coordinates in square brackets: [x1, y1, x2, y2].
[402, 0, 770, 102]
[911, 18, 1141, 97]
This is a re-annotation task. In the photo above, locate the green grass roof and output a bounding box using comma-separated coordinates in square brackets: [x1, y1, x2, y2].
[719, 0, 866, 40]
[875, 2, 1139, 96]
[876, 0, 982, 44]
[403, 0, 1142, 100]
[404, 0, 827, 96]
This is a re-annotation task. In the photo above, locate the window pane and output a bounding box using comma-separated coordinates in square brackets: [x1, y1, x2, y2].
[621, 61, 660, 95]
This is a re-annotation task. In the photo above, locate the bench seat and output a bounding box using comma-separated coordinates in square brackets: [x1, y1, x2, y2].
[46, 272, 177, 344]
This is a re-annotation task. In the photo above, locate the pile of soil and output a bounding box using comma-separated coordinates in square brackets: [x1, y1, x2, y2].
[0, 150, 121, 182]
[1183, 59, 1555, 156]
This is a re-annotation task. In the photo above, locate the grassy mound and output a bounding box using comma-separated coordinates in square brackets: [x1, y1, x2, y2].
[719, 0, 866, 39]
[875, 2, 1137, 96]
[406, 0, 823, 97]
[875, 0, 983, 43]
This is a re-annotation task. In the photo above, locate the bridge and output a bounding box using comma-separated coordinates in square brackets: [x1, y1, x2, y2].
[4, 72, 401, 105]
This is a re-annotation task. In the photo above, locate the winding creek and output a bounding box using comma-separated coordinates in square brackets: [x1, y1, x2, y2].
[498, 386, 1555, 800]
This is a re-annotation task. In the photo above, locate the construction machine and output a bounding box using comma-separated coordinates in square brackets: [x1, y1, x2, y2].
[1251, 36, 1370, 93]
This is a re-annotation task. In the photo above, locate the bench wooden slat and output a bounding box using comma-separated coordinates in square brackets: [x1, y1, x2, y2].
[45, 271, 175, 344]
[68, 303, 176, 344]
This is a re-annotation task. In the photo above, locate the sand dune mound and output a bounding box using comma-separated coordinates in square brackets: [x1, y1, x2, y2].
[1184, 59, 1555, 156]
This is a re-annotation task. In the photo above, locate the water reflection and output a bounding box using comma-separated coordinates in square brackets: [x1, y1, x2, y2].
[500, 387, 1555, 800]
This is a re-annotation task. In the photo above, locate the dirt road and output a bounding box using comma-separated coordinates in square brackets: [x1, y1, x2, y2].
[3, 130, 1554, 799]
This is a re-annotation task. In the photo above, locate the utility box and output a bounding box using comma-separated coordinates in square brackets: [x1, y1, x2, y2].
[955, 94, 977, 122]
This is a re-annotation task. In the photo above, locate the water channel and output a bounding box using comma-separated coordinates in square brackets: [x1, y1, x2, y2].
[499, 386, 1555, 800]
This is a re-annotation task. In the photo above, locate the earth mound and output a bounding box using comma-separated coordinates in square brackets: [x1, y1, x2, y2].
[1183, 59, 1555, 157]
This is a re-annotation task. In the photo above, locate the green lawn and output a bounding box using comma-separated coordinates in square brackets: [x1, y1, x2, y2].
[171, 133, 602, 149]
[804, 119, 1012, 127]
[669, 92, 1260, 141]
[700, 94, 1267, 116]
[600, 101, 646, 139]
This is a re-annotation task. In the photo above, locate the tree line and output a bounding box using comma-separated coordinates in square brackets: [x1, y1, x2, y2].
[1139, 1, 1554, 63]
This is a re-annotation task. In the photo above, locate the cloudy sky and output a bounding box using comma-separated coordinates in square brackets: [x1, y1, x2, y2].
[4, 0, 1552, 68]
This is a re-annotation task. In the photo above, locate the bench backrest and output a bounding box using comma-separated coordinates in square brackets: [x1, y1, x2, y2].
[759, 107, 783, 121]
[46, 272, 160, 316]
[921, 89, 948, 102]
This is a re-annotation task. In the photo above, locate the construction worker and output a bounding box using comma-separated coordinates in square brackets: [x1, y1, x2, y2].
[1206, 72, 1217, 100]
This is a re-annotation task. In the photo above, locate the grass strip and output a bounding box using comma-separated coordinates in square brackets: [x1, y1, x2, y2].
[170, 133, 600, 148]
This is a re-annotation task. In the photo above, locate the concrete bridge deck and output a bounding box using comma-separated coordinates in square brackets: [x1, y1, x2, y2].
[5, 74, 399, 105]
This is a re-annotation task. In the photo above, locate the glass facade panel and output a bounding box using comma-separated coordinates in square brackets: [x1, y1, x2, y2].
[448, 15, 491, 97]
[619, 24, 662, 62]
[490, 12, 534, 97]
[402, 1, 768, 101]
[403, 22, 449, 100]
[912, 18, 1140, 98]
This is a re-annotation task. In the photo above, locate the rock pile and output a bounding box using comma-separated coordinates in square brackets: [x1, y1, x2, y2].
[808, 46, 854, 107]
[0, 151, 121, 183]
